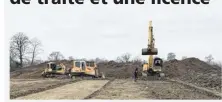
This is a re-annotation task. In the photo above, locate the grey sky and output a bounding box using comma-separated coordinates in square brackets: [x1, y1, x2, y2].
[6, 0, 222, 62]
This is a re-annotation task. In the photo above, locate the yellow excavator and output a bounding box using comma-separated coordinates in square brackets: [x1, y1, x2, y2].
[142, 21, 165, 77]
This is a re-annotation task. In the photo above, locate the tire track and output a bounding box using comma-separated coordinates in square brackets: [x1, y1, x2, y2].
[84, 78, 115, 99]
[167, 78, 222, 99]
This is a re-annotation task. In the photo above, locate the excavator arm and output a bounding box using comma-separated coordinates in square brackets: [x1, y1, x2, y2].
[142, 21, 158, 55]
[142, 21, 158, 70]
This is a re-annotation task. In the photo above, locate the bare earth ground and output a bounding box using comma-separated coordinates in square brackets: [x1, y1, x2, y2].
[90, 79, 220, 99]
[10, 78, 74, 99]
[15, 80, 109, 100]
[10, 58, 221, 100]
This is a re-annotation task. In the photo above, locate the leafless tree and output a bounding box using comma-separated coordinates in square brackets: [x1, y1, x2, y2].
[29, 38, 43, 65]
[116, 53, 132, 63]
[132, 56, 142, 64]
[10, 43, 17, 61]
[216, 62, 222, 68]
[48, 51, 64, 61]
[94, 57, 108, 63]
[94, 57, 101, 63]
[116, 56, 123, 63]
[182, 56, 187, 60]
[68, 56, 74, 60]
[167, 52, 176, 61]
[10, 32, 30, 68]
[10, 43, 18, 69]
[205, 54, 214, 64]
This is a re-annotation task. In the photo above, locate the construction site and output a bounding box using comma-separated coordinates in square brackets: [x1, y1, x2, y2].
[9, 21, 222, 100]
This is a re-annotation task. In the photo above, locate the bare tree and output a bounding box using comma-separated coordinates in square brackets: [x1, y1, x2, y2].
[205, 54, 214, 64]
[116, 56, 123, 63]
[94, 57, 101, 63]
[10, 32, 30, 68]
[182, 56, 187, 60]
[94, 57, 108, 63]
[29, 38, 43, 65]
[216, 62, 222, 68]
[10, 43, 18, 69]
[167, 52, 176, 61]
[132, 56, 142, 64]
[68, 56, 74, 60]
[116, 53, 132, 63]
[48, 51, 64, 61]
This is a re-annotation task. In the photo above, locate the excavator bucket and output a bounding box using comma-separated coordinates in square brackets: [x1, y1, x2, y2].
[142, 48, 158, 55]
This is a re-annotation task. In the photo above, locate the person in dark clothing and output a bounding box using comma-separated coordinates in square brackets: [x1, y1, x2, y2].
[134, 68, 138, 82]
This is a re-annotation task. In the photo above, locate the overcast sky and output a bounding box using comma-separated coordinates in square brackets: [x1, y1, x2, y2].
[5, 0, 222, 62]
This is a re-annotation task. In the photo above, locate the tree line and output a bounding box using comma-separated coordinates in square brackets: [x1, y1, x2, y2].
[10, 32, 221, 70]
[10, 32, 65, 70]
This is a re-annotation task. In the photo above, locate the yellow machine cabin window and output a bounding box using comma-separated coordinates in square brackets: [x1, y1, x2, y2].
[56, 65, 62, 70]
[154, 58, 163, 67]
[86, 63, 90, 66]
[90, 63, 95, 67]
[75, 62, 80, 67]
[51, 64, 56, 70]
[86, 62, 95, 67]
[82, 62, 86, 70]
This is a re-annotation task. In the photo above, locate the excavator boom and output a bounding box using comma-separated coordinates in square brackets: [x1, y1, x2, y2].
[142, 21, 158, 55]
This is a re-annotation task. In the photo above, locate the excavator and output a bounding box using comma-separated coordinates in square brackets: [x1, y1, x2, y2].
[141, 21, 165, 78]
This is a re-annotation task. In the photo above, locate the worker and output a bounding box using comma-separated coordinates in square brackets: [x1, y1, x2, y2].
[134, 67, 138, 82]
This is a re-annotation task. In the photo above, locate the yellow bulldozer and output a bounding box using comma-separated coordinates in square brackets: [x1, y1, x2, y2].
[141, 21, 165, 78]
[69, 60, 105, 79]
[41, 62, 70, 78]
[41, 60, 105, 79]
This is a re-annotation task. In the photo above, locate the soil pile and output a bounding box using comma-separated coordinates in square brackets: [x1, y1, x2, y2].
[10, 57, 221, 93]
[10, 60, 73, 79]
[163, 57, 221, 92]
[97, 61, 142, 79]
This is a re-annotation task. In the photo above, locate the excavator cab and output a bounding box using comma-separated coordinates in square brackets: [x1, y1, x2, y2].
[154, 57, 163, 67]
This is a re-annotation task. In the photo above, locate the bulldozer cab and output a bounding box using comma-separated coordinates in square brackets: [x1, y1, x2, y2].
[86, 61, 96, 68]
[47, 62, 64, 71]
[47, 62, 56, 70]
[73, 61, 86, 71]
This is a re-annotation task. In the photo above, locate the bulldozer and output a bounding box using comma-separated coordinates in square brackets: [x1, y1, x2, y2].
[141, 21, 165, 78]
[41, 62, 70, 78]
[69, 60, 105, 79]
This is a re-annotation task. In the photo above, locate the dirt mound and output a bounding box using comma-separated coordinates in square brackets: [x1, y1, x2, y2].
[10, 57, 221, 93]
[163, 57, 221, 92]
[97, 61, 142, 79]
[10, 60, 73, 79]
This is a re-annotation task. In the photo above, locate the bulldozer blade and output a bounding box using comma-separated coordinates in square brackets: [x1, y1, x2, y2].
[142, 48, 158, 55]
